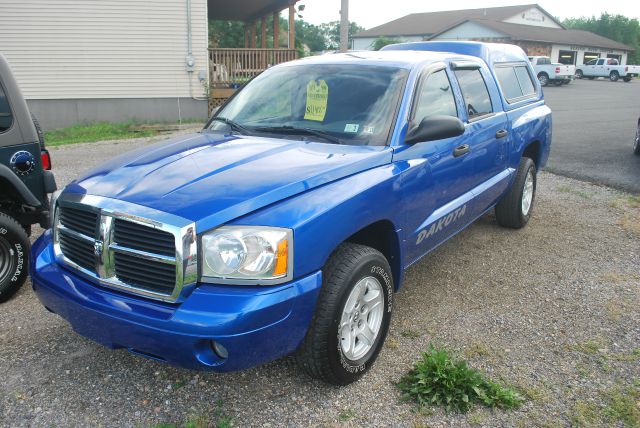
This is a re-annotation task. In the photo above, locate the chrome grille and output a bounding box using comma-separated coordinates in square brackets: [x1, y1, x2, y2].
[53, 195, 198, 303]
[113, 219, 175, 257]
[58, 232, 96, 272]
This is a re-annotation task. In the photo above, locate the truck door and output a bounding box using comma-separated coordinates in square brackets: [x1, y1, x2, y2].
[595, 59, 606, 76]
[395, 66, 476, 264]
[451, 64, 510, 216]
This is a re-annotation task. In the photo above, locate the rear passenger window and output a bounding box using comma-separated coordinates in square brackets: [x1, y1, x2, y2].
[453, 69, 493, 120]
[413, 69, 457, 122]
[494, 64, 536, 102]
[0, 84, 13, 132]
[514, 66, 535, 96]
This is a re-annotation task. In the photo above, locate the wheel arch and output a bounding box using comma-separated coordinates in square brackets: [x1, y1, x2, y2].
[344, 220, 403, 291]
[522, 140, 542, 168]
[0, 164, 41, 207]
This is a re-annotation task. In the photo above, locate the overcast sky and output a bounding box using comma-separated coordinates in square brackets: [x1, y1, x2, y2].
[299, 1, 640, 29]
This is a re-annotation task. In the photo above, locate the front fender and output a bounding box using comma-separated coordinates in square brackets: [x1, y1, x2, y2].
[230, 162, 408, 287]
[0, 163, 41, 207]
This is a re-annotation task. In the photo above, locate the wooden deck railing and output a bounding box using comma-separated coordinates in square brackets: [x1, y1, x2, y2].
[208, 48, 298, 87]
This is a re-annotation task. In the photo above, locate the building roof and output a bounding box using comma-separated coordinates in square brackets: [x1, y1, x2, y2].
[431, 20, 635, 51]
[353, 4, 562, 38]
[208, 0, 298, 21]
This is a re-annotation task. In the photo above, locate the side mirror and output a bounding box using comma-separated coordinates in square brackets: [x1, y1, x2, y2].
[405, 115, 465, 144]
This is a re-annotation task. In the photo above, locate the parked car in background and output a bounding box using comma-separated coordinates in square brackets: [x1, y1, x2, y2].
[576, 58, 640, 82]
[528, 56, 574, 86]
[634, 117, 640, 155]
[0, 55, 57, 302]
[31, 42, 551, 385]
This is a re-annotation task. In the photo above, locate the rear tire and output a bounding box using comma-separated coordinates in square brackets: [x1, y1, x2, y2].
[296, 242, 393, 385]
[575, 70, 583, 79]
[634, 122, 640, 156]
[610, 71, 619, 82]
[538, 73, 549, 87]
[30, 113, 46, 147]
[0, 213, 30, 303]
[495, 157, 537, 229]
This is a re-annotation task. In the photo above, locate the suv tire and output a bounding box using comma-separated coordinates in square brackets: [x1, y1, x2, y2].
[495, 157, 537, 229]
[0, 213, 30, 302]
[609, 71, 619, 82]
[296, 242, 393, 385]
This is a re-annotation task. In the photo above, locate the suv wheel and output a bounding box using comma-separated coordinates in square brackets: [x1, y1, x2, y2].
[495, 157, 537, 229]
[575, 70, 583, 79]
[610, 71, 619, 82]
[296, 242, 393, 385]
[634, 122, 640, 156]
[0, 213, 30, 302]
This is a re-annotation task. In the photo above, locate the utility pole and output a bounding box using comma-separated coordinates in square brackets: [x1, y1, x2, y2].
[340, 0, 349, 52]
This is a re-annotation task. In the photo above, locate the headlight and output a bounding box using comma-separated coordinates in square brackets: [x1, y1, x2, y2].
[201, 226, 292, 284]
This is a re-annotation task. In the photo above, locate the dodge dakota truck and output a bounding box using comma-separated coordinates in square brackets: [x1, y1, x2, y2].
[528, 56, 575, 86]
[575, 58, 640, 82]
[31, 42, 551, 385]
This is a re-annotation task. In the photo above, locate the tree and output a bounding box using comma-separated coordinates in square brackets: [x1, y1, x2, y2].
[372, 37, 403, 51]
[319, 21, 365, 50]
[208, 20, 246, 48]
[563, 13, 640, 64]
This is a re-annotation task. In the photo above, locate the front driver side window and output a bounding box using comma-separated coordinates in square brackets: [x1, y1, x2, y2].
[413, 69, 458, 123]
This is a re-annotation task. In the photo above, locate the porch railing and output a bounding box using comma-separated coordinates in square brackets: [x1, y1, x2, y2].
[208, 48, 298, 87]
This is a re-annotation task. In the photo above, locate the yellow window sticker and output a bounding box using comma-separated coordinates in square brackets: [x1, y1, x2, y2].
[304, 80, 329, 122]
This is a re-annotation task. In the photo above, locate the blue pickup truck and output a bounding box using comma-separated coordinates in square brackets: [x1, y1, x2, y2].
[31, 42, 551, 385]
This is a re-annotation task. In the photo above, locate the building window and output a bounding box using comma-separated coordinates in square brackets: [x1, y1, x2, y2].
[583, 52, 600, 63]
[558, 50, 576, 65]
[606, 54, 621, 63]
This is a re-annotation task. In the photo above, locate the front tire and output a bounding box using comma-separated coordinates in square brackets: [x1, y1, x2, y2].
[296, 243, 393, 385]
[610, 71, 619, 82]
[0, 213, 30, 302]
[495, 157, 537, 229]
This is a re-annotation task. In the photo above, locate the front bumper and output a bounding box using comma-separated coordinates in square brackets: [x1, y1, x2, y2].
[30, 231, 323, 371]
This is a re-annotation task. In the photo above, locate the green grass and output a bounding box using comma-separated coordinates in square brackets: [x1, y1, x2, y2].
[44, 120, 203, 146]
[398, 344, 524, 413]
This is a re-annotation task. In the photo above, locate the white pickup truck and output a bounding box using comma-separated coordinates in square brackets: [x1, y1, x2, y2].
[528, 56, 575, 86]
[575, 58, 640, 82]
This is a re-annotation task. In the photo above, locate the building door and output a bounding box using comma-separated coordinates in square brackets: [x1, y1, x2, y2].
[558, 50, 576, 65]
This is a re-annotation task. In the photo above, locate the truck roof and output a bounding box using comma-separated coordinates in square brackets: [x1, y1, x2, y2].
[279, 49, 480, 70]
[382, 41, 530, 68]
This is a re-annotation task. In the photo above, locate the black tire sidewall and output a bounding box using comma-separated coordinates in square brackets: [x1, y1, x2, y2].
[0, 216, 30, 301]
[538, 73, 548, 86]
[610, 72, 619, 82]
[517, 160, 537, 225]
[326, 255, 393, 384]
[634, 124, 640, 155]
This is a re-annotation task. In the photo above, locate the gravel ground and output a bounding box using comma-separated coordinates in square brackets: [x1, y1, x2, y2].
[1, 131, 639, 427]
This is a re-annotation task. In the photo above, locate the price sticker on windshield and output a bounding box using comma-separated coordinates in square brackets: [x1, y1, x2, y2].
[304, 80, 329, 122]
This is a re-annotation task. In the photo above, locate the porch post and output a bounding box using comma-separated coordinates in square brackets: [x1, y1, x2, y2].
[250, 21, 257, 48]
[244, 24, 249, 48]
[288, 5, 295, 49]
[273, 11, 280, 48]
[261, 16, 267, 48]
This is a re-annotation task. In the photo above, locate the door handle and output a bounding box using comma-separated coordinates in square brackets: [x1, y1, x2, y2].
[453, 144, 470, 157]
[495, 129, 508, 139]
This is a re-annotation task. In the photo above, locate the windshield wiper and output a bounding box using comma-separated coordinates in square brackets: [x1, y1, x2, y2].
[255, 126, 344, 145]
[210, 117, 252, 135]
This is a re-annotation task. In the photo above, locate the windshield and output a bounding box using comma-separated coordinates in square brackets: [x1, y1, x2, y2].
[207, 64, 409, 146]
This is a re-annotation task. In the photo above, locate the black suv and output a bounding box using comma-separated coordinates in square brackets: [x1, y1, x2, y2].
[0, 54, 57, 301]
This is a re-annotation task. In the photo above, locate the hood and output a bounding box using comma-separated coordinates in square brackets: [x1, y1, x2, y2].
[65, 132, 392, 232]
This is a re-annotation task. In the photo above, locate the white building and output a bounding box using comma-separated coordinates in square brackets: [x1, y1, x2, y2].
[0, 0, 301, 129]
[353, 4, 634, 66]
